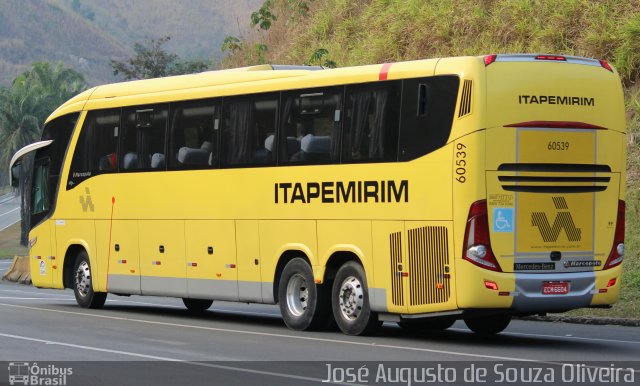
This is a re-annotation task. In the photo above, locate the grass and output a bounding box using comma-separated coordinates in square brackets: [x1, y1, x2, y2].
[0, 222, 27, 260]
[226, 0, 640, 319]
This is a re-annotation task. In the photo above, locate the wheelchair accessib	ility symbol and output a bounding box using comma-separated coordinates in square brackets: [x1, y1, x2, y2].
[493, 208, 514, 232]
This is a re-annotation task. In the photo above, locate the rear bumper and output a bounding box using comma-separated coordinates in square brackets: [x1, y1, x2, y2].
[456, 262, 622, 313]
[512, 271, 594, 312]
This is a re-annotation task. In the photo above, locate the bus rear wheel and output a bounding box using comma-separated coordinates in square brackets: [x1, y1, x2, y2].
[463, 315, 511, 335]
[73, 250, 106, 309]
[278, 258, 333, 331]
[182, 298, 213, 313]
[332, 261, 380, 336]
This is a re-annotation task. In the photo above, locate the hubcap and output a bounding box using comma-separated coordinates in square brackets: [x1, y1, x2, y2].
[286, 274, 309, 317]
[339, 276, 364, 320]
[75, 261, 91, 298]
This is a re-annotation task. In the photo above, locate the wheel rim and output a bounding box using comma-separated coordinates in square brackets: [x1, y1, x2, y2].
[286, 273, 309, 317]
[75, 261, 91, 298]
[338, 275, 364, 321]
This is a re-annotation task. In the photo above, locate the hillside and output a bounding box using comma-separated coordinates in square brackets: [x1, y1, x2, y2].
[0, 0, 129, 85]
[0, 0, 260, 86]
[224, 0, 640, 318]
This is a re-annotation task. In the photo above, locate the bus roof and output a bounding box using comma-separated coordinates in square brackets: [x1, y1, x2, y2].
[45, 57, 463, 122]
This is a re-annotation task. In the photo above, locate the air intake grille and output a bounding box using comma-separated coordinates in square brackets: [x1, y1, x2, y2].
[390, 231, 403, 306]
[497, 163, 611, 193]
[407, 226, 450, 306]
[458, 80, 473, 117]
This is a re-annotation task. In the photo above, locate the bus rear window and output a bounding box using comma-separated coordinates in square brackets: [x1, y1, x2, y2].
[398, 75, 459, 161]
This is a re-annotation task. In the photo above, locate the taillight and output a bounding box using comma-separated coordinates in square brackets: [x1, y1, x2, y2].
[535, 55, 567, 61]
[599, 60, 614, 72]
[484, 54, 497, 66]
[463, 200, 502, 272]
[604, 200, 625, 269]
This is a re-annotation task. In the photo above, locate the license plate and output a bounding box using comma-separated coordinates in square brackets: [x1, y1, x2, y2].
[542, 282, 569, 295]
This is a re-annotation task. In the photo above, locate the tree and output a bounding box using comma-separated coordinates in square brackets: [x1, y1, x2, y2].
[306, 48, 337, 68]
[0, 62, 86, 187]
[251, 1, 277, 31]
[111, 36, 209, 81]
[0, 62, 86, 244]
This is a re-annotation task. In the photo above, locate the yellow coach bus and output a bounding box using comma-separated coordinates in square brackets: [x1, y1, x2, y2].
[10, 54, 626, 335]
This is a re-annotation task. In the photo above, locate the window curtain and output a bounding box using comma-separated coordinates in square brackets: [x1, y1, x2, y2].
[227, 100, 254, 164]
[348, 89, 388, 159]
[370, 90, 388, 158]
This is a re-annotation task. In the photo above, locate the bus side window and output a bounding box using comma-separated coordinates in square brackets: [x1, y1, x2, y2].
[342, 81, 401, 163]
[279, 87, 343, 165]
[169, 100, 220, 169]
[68, 109, 120, 187]
[221, 93, 277, 167]
[398, 76, 459, 161]
[120, 105, 168, 171]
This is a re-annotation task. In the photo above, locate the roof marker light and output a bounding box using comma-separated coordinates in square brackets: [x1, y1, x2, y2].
[599, 60, 613, 72]
[484, 54, 497, 66]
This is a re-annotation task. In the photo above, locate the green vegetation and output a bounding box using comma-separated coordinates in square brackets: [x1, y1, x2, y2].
[0, 62, 87, 186]
[225, 0, 640, 318]
[0, 222, 27, 260]
[111, 37, 210, 81]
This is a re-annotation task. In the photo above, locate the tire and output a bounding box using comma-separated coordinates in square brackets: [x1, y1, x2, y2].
[73, 250, 107, 309]
[398, 317, 456, 332]
[464, 315, 511, 335]
[278, 258, 333, 331]
[332, 261, 381, 336]
[182, 298, 213, 313]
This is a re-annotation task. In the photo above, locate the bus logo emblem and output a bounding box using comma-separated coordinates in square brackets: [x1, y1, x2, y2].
[493, 208, 514, 232]
[79, 188, 95, 212]
[531, 197, 581, 242]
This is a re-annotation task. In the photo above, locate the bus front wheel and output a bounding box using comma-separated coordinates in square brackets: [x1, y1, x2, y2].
[278, 258, 333, 331]
[463, 315, 511, 335]
[73, 250, 107, 309]
[332, 261, 381, 336]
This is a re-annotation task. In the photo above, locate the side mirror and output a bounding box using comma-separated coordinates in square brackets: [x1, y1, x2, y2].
[11, 162, 21, 188]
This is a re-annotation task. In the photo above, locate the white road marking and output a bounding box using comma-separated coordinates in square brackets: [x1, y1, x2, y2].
[0, 219, 20, 232]
[2, 288, 638, 346]
[0, 207, 19, 218]
[449, 327, 640, 345]
[0, 297, 74, 300]
[0, 332, 357, 385]
[0, 302, 586, 363]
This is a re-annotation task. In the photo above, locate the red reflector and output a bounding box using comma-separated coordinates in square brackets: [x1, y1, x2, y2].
[484, 280, 499, 291]
[498, 291, 510, 296]
[535, 55, 566, 61]
[599, 60, 613, 72]
[401, 272, 409, 277]
[604, 200, 625, 269]
[607, 278, 617, 287]
[505, 121, 606, 130]
[599, 289, 608, 293]
[484, 54, 497, 66]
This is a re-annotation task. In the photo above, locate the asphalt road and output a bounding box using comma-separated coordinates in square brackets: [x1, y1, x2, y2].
[0, 193, 20, 232]
[0, 279, 638, 386]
